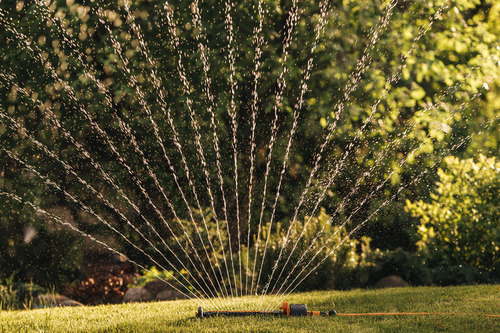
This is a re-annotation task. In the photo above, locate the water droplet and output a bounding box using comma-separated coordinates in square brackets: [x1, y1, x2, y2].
[16, 1, 24, 12]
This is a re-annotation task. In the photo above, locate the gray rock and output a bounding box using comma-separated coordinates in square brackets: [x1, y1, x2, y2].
[33, 294, 83, 308]
[123, 287, 152, 303]
[155, 288, 188, 301]
[144, 279, 170, 295]
[155, 289, 173, 301]
[374, 275, 410, 289]
[59, 299, 84, 307]
[171, 290, 188, 300]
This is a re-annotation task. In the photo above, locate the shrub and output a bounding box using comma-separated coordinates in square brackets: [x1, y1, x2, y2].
[132, 266, 182, 288]
[64, 265, 137, 305]
[0, 277, 47, 310]
[352, 247, 499, 287]
[406, 154, 500, 272]
[160, 208, 374, 293]
[252, 208, 372, 292]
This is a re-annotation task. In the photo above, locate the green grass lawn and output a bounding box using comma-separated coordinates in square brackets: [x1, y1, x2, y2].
[1, 285, 499, 332]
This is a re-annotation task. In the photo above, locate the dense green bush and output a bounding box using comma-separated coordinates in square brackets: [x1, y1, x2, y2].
[253, 208, 372, 292]
[406, 155, 500, 272]
[153, 208, 372, 293]
[353, 247, 500, 287]
[132, 266, 178, 289]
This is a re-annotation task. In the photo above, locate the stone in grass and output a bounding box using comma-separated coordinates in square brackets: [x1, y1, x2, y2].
[33, 294, 83, 308]
[144, 279, 170, 295]
[374, 275, 410, 289]
[155, 289, 188, 301]
[155, 289, 172, 301]
[59, 299, 84, 307]
[123, 287, 152, 303]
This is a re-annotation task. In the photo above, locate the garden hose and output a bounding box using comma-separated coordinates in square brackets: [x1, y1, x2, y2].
[335, 312, 500, 318]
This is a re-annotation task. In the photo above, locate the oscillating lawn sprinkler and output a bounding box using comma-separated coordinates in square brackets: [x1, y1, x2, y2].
[196, 302, 337, 318]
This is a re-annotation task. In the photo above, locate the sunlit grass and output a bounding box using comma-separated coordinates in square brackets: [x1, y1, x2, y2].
[1, 285, 499, 332]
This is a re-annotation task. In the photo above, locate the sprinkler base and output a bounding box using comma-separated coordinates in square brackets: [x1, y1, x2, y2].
[196, 302, 336, 318]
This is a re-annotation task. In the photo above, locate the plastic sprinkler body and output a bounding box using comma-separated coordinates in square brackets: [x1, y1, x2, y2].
[280, 302, 336, 317]
[196, 302, 337, 318]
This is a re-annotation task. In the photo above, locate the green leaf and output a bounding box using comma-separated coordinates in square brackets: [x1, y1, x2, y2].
[410, 86, 426, 100]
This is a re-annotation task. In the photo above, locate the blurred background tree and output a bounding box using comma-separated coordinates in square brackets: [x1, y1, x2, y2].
[0, 0, 498, 292]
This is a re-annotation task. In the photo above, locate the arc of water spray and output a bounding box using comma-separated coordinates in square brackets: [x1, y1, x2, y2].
[2, 6, 225, 308]
[97, 8, 234, 305]
[30, 3, 225, 305]
[249, 0, 299, 299]
[269, 122, 489, 309]
[98, 5, 230, 304]
[152, 1, 236, 302]
[263, 91, 482, 310]
[1, 0, 481, 311]
[251, 0, 333, 297]
[267, 0, 449, 297]
[260, 0, 452, 300]
[87, 0, 231, 304]
[223, 0, 241, 298]
[258, 0, 401, 300]
[186, 0, 235, 299]
[244, 0, 265, 303]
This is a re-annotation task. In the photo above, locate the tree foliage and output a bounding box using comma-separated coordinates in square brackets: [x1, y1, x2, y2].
[0, 0, 498, 288]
